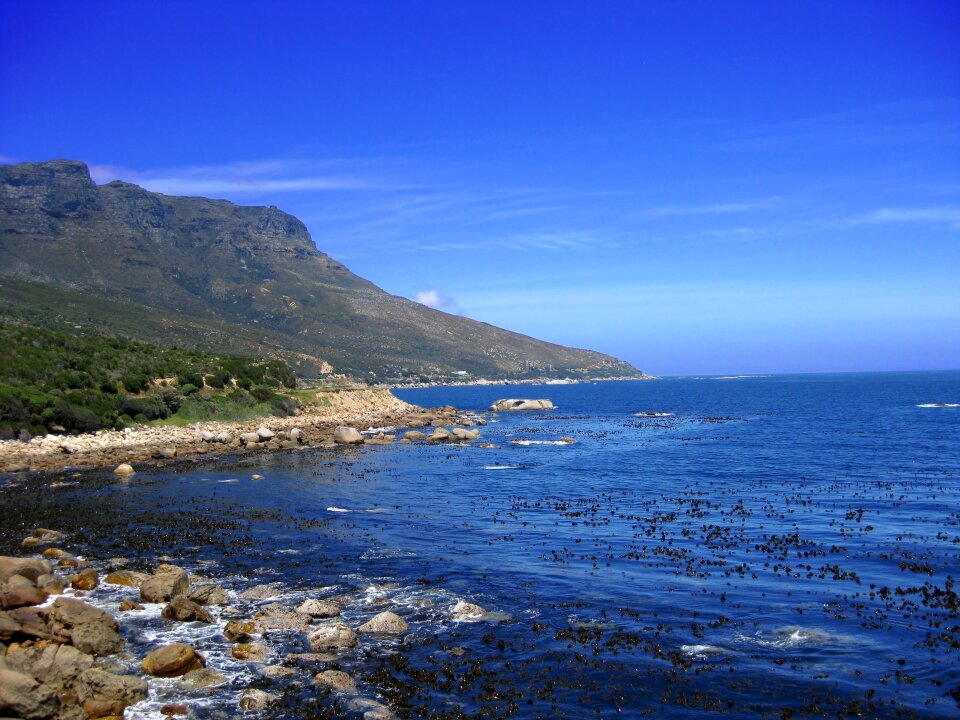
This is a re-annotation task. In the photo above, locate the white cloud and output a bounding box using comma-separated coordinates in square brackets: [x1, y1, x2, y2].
[414, 288, 457, 310]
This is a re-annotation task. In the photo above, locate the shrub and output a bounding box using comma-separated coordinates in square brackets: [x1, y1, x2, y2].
[179, 383, 199, 396]
[207, 370, 232, 388]
[121, 374, 150, 393]
[52, 402, 101, 433]
[177, 371, 204, 389]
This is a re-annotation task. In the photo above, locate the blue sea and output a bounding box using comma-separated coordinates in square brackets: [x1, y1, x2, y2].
[2, 371, 959, 718]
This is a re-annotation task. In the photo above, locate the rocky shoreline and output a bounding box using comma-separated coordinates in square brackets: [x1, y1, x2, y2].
[1, 532, 500, 720]
[0, 388, 489, 475]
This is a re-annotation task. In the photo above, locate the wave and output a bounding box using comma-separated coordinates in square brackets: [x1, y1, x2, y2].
[634, 411, 673, 417]
[917, 403, 959, 408]
[511, 440, 574, 446]
[326, 506, 351, 513]
[484, 465, 519, 470]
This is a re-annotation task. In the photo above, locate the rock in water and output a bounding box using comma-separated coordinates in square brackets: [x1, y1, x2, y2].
[308, 621, 359, 651]
[314, 669, 357, 692]
[140, 565, 189, 602]
[239, 689, 278, 712]
[113, 463, 135, 477]
[161, 597, 214, 623]
[74, 668, 148, 718]
[141, 643, 205, 677]
[358, 611, 408, 634]
[296, 598, 341, 618]
[333, 426, 364, 445]
[0, 556, 52, 582]
[488, 398, 555, 411]
[451, 600, 488, 620]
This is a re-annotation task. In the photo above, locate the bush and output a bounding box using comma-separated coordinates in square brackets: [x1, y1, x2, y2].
[177, 371, 204, 389]
[207, 370, 232, 388]
[179, 383, 199, 396]
[121, 374, 150, 393]
[52, 402, 101, 433]
[160, 388, 185, 413]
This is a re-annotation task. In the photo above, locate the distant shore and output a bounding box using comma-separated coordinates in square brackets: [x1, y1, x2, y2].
[383, 373, 658, 389]
[0, 388, 456, 475]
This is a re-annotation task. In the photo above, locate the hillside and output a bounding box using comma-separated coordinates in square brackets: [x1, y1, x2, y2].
[0, 160, 642, 382]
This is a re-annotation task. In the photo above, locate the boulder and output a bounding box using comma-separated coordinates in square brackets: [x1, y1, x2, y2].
[140, 565, 189, 602]
[289, 427, 304, 443]
[2, 607, 52, 641]
[104, 570, 148, 587]
[488, 399, 555, 412]
[69, 568, 99, 591]
[254, 608, 311, 631]
[239, 689, 277, 712]
[427, 427, 451, 442]
[358, 611, 408, 634]
[223, 619, 258, 642]
[308, 621, 359, 652]
[238, 584, 280, 600]
[231, 642, 269, 662]
[239, 432, 261, 446]
[0, 667, 59, 720]
[256, 427, 275, 441]
[179, 667, 227, 689]
[70, 620, 124, 657]
[118, 600, 143, 612]
[1, 574, 47, 609]
[450, 428, 480, 442]
[201, 430, 216, 443]
[403, 430, 425, 441]
[451, 600, 488, 620]
[161, 597, 214, 623]
[188, 584, 230, 605]
[113, 463, 135, 477]
[74, 668, 147, 719]
[314, 669, 357, 693]
[295, 598, 341, 618]
[152, 445, 177, 460]
[22, 528, 64, 547]
[215, 431, 234, 444]
[50, 597, 118, 632]
[0, 556, 51, 583]
[36, 574, 65, 595]
[32, 643, 94, 689]
[141, 643, 205, 677]
[333, 426, 364, 445]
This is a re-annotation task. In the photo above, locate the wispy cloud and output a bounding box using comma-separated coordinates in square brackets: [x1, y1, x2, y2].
[638, 197, 783, 218]
[88, 157, 397, 196]
[849, 206, 960, 230]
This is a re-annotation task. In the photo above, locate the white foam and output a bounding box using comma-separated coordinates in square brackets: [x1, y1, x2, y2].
[634, 411, 673, 417]
[511, 440, 573, 446]
[917, 403, 959, 408]
[326, 506, 351, 513]
[681, 643, 726, 659]
[217, 478, 239, 483]
[484, 465, 519, 470]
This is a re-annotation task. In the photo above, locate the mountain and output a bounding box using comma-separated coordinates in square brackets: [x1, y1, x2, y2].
[0, 160, 642, 382]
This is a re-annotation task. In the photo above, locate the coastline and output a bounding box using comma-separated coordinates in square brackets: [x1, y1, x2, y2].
[0, 388, 453, 474]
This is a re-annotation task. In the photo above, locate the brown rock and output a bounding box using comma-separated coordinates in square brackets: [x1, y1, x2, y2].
[0, 667, 59, 719]
[161, 597, 214, 624]
[104, 570, 148, 587]
[2, 606, 52, 641]
[358, 611, 408, 634]
[50, 597, 118, 631]
[32, 643, 94, 689]
[69, 568, 99, 591]
[187, 584, 230, 605]
[113, 463, 135, 477]
[295, 598, 341, 618]
[1, 574, 48, 609]
[0, 556, 51, 583]
[36, 574, 65, 595]
[74, 668, 147, 718]
[161, 703, 189, 715]
[223, 619, 258, 642]
[141, 643, 205, 677]
[231, 642, 269, 662]
[314, 669, 357, 693]
[178, 667, 227, 688]
[70, 621, 124, 657]
[238, 689, 277, 711]
[140, 565, 189, 602]
[118, 600, 143, 612]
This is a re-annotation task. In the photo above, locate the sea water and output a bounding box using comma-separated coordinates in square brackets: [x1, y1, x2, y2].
[1, 371, 958, 718]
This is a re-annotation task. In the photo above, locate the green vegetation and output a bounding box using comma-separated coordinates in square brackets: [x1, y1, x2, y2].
[0, 320, 298, 439]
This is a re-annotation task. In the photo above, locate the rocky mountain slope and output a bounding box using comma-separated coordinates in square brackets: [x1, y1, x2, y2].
[0, 160, 641, 382]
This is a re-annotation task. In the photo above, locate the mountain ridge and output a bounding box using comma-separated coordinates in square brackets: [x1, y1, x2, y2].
[0, 160, 643, 383]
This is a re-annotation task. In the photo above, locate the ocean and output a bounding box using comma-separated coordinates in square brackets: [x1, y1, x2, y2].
[2, 371, 958, 718]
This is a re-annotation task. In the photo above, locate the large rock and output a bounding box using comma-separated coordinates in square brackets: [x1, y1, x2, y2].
[308, 621, 359, 652]
[333, 426, 364, 445]
[74, 668, 147, 719]
[113, 463, 135, 477]
[239, 689, 277, 712]
[70, 620, 124, 657]
[451, 600, 488, 620]
[161, 597, 214, 623]
[188, 584, 230, 605]
[141, 643, 205, 677]
[254, 608, 311, 631]
[104, 570, 148, 587]
[489, 398, 555, 412]
[238, 432, 261, 446]
[314, 669, 357, 693]
[32, 643, 94, 690]
[140, 564, 189, 602]
[223, 619, 258, 642]
[1, 606, 52, 641]
[69, 568, 99, 591]
[0, 556, 51, 583]
[296, 598, 341, 618]
[179, 667, 227, 689]
[427, 427, 451, 442]
[358, 611, 408, 634]
[0, 668, 59, 720]
[450, 427, 480, 442]
[231, 642, 269, 662]
[1, 574, 48, 609]
[256, 427, 275, 441]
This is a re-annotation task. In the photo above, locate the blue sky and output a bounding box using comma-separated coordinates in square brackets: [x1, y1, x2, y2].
[1, 1, 958, 374]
